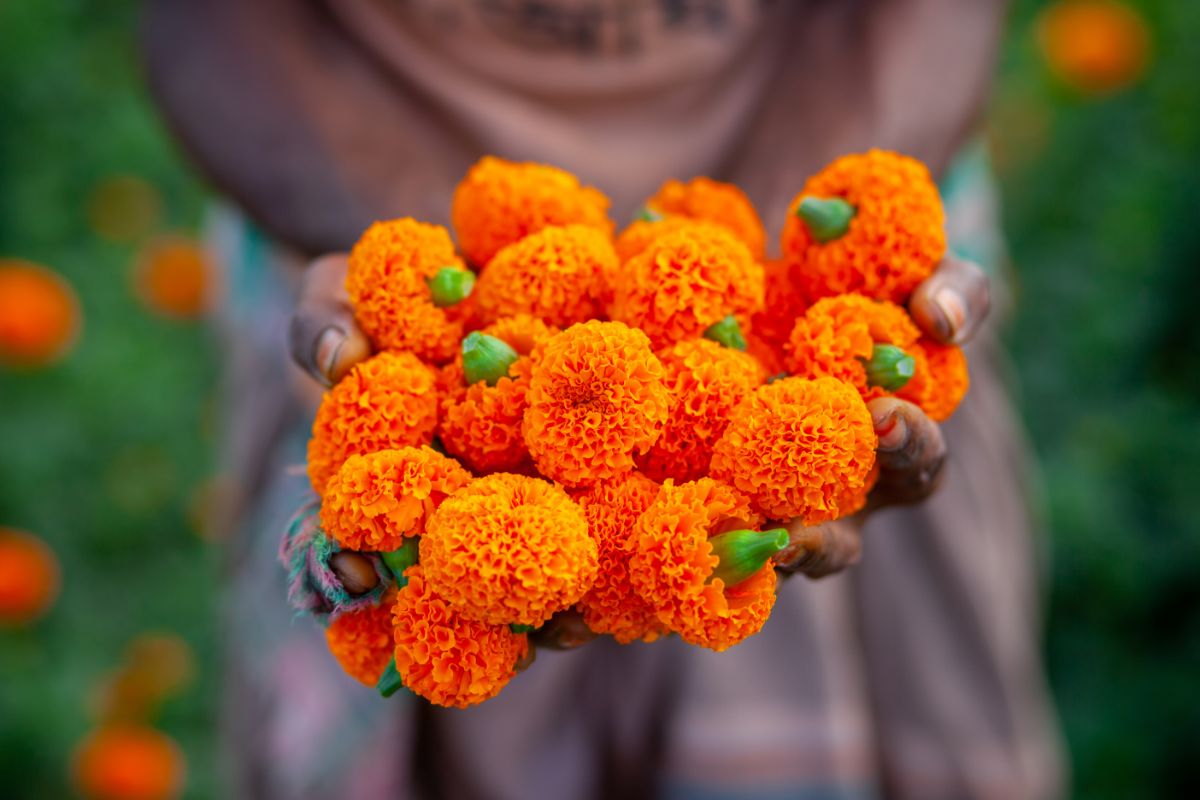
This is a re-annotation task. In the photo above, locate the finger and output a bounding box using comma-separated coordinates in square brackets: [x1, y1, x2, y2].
[775, 518, 863, 579]
[288, 254, 372, 387]
[867, 397, 947, 507]
[909, 254, 991, 345]
[529, 609, 598, 650]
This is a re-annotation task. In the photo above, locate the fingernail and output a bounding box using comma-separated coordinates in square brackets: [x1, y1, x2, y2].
[314, 326, 346, 388]
[875, 413, 907, 451]
[932, 287, 966, 343]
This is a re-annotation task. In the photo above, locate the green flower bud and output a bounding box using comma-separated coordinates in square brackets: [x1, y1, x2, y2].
[703, 315, 748, 351]
[426, 267, 475, 307]
[381, 538, 420, 587]
[861, 343, 916, 391]
[635, 206, 665, 223]
[796, 196, 856, 243]
[708, 527, 790, 588]
[462, 332, 519, 386]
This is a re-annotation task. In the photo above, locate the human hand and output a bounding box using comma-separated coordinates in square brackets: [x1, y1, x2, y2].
[288, 254, 372, 388]
[776, 254, 991, 579]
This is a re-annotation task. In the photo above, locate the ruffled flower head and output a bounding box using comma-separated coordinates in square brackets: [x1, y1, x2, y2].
[710, 377, 876, 524]
[751, 258, 809, 354]
[637, 339, 766, 482]
[613, 215, 699, 264]
[320, 446, 473, 552]
[572, 472, 665, 644]
[392, 566, 529, 708]
[896, 338, 970, 422]
[307, 351, 440, 492]
[438, 316, 558, 473]
[781, 150, 946, 304]
[609, 223, 764, 349]
[628, 478, 780, 651]
[523, 320, 670, 487]
[645, 177, 766, 259]
[346, 218, 474, 364]
[419, 473, 597, 626]
[473, 225, 615, 326]
[786, 294, 922, 403]
[324, 590, 397, 686]
[451, 156, 612, 268]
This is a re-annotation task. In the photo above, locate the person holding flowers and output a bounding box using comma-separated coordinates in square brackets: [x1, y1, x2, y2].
[144, 1, 1061, 799]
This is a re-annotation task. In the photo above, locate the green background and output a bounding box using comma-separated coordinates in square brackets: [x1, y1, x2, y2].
[1, 1, 1197, 797]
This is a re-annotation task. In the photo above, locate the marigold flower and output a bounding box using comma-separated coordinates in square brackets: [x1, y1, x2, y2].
[609, 223, 764, 349]
[134, 237, 213, 319]
[1037, 1, 1149, 95]
[645, 177, 766, 259]
[523, 321, 670, 487]
[473, 225, 614, 326]
[320, 447, 473, 552]
[437, 316, 557, 473]
[0, 260, 80, 366]
[420, 473, 597, 626]
[628, 478, 779, 651]
[324, 590, 397, 686]
[710, 377, 877, 524]
[786, 294, 922, 402]
[752, 258, 809, 352]
[572, 472, 666, 644]
[392, 566, 529, 708]
[896, 338, 970, 422]
[451, 156, 612, 268]
[781, 150, 946, 304]
[613, 215, 698, 264]
[0, 527, 60, 624]
[346, 218, 473, 364]
[72, 724, 185, 800]
[637, 339, 765, 482]
[307, 351, 440, 492]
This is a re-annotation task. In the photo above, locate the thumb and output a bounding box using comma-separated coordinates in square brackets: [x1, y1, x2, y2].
[288, 254, 372, 387]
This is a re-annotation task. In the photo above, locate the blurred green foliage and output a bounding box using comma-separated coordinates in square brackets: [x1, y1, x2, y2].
[0, 1, 1197, 798]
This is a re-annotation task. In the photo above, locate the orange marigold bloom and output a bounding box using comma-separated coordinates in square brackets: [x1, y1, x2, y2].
[1037, 1, 1149, 95]
[307, 351, 440, 493]
[473, 225, 614, 326]
[0, 260, 80, 366]
[0, 527, 60, 624]
[572, 472, 665, 644]
[612, 215, 698, 264]
[609, 223, 764, 349]
[646, 177, 766, 259]
[637, 339, 765, 482]
[393, 566, 529, 708]
[324, 590, 396, 686]
[781, 150, 946, 304]
[523, 321, 670, 487]
[346, 218, 472, 364]
[73, 724, 185, 800]
[896, 339, 970, 422]
[628, 478, 775, 651]
[437, 316, 557, 473]
[752, 258, 809, 351]
[320, 447, 473, 551]
[786, 294, 921, 402]
[710, 377, 877, 524]
[451, 156, 612, 268]
[420, 473, 597, 626]
[134, 237, 213, 319]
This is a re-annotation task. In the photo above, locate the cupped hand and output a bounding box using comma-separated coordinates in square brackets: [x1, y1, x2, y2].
[776, 253, 990, 579]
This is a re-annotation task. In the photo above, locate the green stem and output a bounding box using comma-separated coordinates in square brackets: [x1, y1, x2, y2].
[426, 267, 475, 307]
[703, 315, 747, 351]
[796, 196, 856, 243]
[708, 528, 790, 588]
[462, 332, 519, 386]
[861, 343, 915, 391]
[376, 658, 404, 698]
[509, 623, 536, 634]
[381, 538, 420, 587]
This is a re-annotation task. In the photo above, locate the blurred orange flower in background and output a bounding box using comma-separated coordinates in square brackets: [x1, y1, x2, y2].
[72, 724, 185, 800]
[90, 633, 197, 723]
[1038, 0, 1150, 95]
[0, 527, 60, 625]
[133, 237, 214, 319]
[0, 259, 81, 367]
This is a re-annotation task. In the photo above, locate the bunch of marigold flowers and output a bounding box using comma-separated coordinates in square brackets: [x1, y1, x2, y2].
[281, 150, 971, 708]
